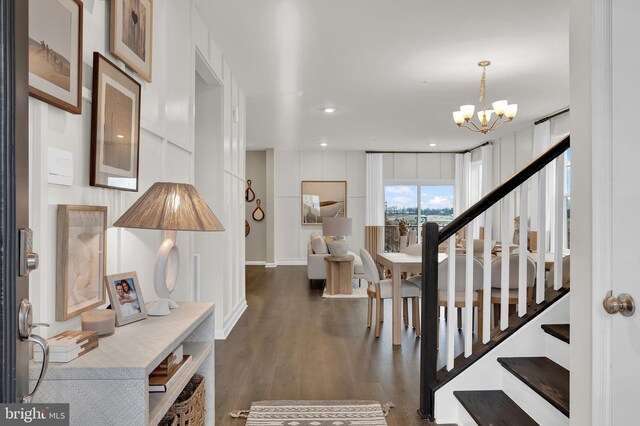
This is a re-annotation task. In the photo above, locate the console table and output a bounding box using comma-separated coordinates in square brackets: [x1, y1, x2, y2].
[30, 302, 215, 426]
[325, 255, 354, 295]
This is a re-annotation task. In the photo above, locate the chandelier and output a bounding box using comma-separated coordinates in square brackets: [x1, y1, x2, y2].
[452, 61, 517, 134]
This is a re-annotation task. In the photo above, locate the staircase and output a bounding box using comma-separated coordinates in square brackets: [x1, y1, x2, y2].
[418, 136, 571, 424]
[454, 324, 570, 425]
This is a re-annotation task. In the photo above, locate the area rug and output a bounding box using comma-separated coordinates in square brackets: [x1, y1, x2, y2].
[230, 400, 393, 425]
[322, 285, 368, 299]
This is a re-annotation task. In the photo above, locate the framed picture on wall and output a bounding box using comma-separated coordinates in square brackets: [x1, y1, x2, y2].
[56, 205, 107, 321]
[28, 0, 83, 114]
[90, 52, 141, 192]
[104, 272, 147, 326]
[301, 181, 347, 225]
[110, 0, 153, 82]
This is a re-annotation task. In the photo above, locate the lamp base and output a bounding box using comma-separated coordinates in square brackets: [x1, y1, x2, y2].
[327, 236, 348, 257]
[147, 298, 179, 316]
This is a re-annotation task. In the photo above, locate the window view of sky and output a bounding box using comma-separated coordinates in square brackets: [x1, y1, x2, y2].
[385, 185, 454, 210]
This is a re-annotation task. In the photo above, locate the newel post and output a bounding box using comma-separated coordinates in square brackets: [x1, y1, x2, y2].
[419, 222, 439, 420]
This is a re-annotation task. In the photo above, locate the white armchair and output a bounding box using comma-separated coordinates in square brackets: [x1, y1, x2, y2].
[306, 234, 365, 289]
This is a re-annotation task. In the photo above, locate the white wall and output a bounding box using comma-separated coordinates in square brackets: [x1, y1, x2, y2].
[382, 152, 456, 180]
[29, 1, 246, 339]
[274, 150, 366, 264]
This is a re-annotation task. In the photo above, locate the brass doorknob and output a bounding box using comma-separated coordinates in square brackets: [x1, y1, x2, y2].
[603, 291, 635, 317]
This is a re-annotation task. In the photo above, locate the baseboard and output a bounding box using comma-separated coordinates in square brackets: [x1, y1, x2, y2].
[265, 263, 277, 268]
[215, 299, 248, 340]
[245, 261, 266, 266]
[275, 260, 307, 266]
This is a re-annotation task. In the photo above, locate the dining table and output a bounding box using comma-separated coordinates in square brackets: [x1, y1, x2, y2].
[376, 252, 447, 346]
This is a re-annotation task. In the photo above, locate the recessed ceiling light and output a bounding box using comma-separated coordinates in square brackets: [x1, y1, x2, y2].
[320, 142, 328, 147]
[323, 107, 336, 113]
[116, 134, 125, 139]
[429, 143, 437, 147]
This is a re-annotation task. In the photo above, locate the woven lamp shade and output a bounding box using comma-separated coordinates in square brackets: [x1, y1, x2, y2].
[114, 182, 225, 231]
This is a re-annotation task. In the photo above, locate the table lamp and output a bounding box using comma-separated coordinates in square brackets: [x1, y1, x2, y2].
[113, 182, 224, 315]
[322, 217, 352, 257]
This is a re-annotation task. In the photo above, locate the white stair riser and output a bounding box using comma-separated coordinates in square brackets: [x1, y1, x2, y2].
[502, 369, 569, 426]
[434, 294, 570, 423]
[545, 333, 570, 370]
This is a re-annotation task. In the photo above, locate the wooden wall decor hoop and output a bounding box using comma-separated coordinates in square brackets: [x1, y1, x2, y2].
[245, 219, 250, 237]
[252, 199, 265, 222]
[245, 179, 256, 202]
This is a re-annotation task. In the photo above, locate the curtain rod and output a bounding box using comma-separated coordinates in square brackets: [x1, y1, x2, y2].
[534, 107, 569, 126]
[365, 141, 492, 155]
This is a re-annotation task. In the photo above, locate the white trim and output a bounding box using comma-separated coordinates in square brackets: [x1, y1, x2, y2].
[276, 260, 307, 266]
[245, 261, 267, 266]
[265, 263, 277, 268]
[215, 298, 248, 340]
[591, 0, 613, 423]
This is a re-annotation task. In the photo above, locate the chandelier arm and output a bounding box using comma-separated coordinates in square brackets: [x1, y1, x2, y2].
[466, 120, 483, 132]
[488, 117, 510, 132]
[461, 122, 482, 133]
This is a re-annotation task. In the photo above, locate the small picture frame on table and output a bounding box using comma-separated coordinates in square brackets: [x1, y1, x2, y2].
[105, 271, 147, 326]
[56, 205, 107, 321]
[90, 52, 141, 192]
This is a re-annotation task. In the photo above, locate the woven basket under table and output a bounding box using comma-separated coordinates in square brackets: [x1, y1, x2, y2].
[158, 412, 178, 426]
[169, 374, 206, 426]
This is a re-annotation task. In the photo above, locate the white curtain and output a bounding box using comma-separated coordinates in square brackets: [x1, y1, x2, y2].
[455, 152, 471, 217]
[455, 145, 494, 239]
[365, 153, 385, 226]
[480, 144, 494, 237]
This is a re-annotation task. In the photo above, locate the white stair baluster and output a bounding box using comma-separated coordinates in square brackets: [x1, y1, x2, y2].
[465, 224, 473, 357]
[536, 168, 547, 303]
[500, 196, 510, 330]
[447, 234, 456, 370]
[554, 156, 565, 290]
[482, 207, 492, 344]
[518, 182, 528, 316]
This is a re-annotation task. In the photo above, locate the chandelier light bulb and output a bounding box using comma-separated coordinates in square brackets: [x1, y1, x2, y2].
[492, 100, 508, 117]
[477, 110, 493, 124]
[453, 111, 465, 125]
[505, 104, 518, 119]
[460, 105, 475, 120]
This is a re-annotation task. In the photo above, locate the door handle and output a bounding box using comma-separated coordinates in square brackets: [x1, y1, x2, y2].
[21, 334, 49, 403]
[603, 291, 635, 317]
[18, 298, 50, 403]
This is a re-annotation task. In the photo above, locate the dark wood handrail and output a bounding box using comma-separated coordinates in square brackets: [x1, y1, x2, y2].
[439, 135, 570, 244]
[419, 134, 570, 421]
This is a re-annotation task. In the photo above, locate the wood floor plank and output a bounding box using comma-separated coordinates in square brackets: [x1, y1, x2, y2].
[215, 266, 464, 425]
[497, 357, 569, 417]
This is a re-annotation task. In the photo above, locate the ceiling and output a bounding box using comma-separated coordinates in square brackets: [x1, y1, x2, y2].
[196, 1, 569, 152]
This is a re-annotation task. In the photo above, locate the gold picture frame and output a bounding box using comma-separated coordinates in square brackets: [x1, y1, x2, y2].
[56, 205, 107, 321]
[301, 181, 347, 225]
[110, 0, 153, 82]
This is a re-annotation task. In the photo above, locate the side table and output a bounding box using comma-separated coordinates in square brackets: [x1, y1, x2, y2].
[325, 255, 354, 295]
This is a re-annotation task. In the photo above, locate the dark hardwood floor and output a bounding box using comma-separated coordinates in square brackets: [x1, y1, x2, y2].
[215, 266, 464, 425]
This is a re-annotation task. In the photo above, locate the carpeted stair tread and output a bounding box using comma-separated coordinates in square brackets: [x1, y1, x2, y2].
[541, 324, 570, 343]
[497, 357, 569, 417]
[454, 390, 538, 426]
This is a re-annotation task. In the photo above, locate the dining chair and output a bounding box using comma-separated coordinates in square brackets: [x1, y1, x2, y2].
[546, 255, 570, 289]
[490, 252, 536, 327]
[407, 254, 485, 342]
[360, 248, 422, 338]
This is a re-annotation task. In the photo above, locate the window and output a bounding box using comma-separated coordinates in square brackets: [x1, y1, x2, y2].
[384, 183, 454, 252]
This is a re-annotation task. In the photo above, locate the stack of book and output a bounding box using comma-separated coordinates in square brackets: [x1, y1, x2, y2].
[149, 345, 192, 393]
[33, 330, 99, 363]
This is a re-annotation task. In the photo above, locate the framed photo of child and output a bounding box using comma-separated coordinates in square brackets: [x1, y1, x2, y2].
[105, 271, 147, 326]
